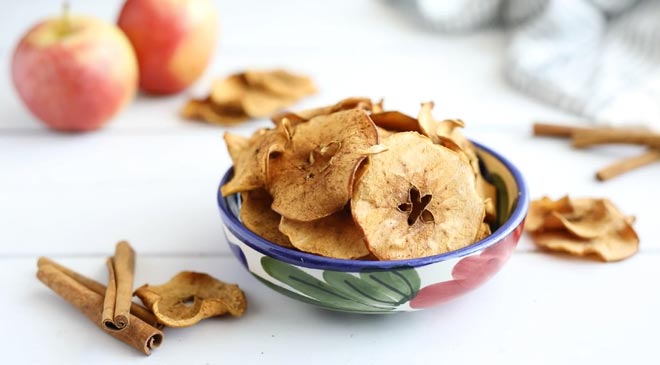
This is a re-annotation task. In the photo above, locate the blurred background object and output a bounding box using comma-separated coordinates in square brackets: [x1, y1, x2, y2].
[117, 0, 218, 95]
[391, 0, 660, 129]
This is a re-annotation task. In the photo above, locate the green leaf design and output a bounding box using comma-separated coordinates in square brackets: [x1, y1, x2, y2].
[359, 270, 420, 304]
[260, 257, 421, 312]
[253, 274, 392, 313]
[322, 271, 399, 308]
[252, 274, 324, 306]
[261, 257, 385, 312]
[490, 173, 510, 228]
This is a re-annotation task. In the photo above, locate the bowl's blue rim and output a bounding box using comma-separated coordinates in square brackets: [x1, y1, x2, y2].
[217, 140, 529, 271]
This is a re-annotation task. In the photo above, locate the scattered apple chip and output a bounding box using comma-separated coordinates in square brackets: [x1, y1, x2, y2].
[526, 196, 639, 262]
[352, 132, 485, 260]
[279, 208, 369, 259]
[526, 196, 572, 232]
[135, 272, 247, 328]
[182, 69, 316, 126]
[240, 189, 293, 248]
[209, 74, 248, 109]
[268, 109, 379, 221]
[243, 69, 317, 99]
[181, 97, 249, 125]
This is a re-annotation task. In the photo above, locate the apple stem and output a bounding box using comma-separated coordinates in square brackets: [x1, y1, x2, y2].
[60, 1, 71, 36]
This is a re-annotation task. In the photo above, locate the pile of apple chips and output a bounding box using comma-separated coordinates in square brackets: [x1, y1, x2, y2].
[526, 196, 639, 261]
[221, 98, 497, 260]
[182, 69, 316, 125]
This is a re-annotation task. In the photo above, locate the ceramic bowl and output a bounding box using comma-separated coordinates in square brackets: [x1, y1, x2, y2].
[217, 141, 529, 313]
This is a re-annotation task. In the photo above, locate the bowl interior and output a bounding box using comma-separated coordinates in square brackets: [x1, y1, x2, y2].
[218, 141, 529, 272]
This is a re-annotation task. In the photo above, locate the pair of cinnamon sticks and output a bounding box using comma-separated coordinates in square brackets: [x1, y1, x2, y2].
[533, 123, 660, 181]
[36, 242, 162, 355]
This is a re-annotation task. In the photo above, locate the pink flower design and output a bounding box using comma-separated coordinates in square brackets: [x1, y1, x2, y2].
[410, 223, 523, 309]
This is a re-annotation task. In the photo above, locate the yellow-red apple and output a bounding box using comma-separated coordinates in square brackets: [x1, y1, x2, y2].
[118, 0, 218, 94]
[12, 15, 138, 132]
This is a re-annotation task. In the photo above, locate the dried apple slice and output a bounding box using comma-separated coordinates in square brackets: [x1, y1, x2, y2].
[418, 102, 497, 222]
[221, 128, 288, 197]
[296, 97, 374, 120]
[241, 90, 298, 118]
[181, 97, 249, 125]
[224, 133, 250, 165]
[531, 228, 638, 262]
[527, 196, 639, 262]
[270, 111, 308, 128]
[475, 222, 492, 241]
[240, 189, 293, 248]
[210, 74, 247, 108]
[549, 199, 609, 239]
[371, 111, 423, 133]
[189, 70, 317, 123]
[352, 132, 485, 260]
[526, 196, 572, 232]
[134, 272, 246, 328]
[244, 69, 317, 98]
[279, 208, 369, 259]
[376, 126, 395, 139]
[372, 99, 384, 113]
[268, 109, 379, 221]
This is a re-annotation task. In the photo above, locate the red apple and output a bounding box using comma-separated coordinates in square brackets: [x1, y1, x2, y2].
[12, 14, 138, 132]
[117, 0, 218, 94]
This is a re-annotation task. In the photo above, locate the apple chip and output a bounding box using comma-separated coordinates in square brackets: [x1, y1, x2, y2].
[182, 69, 316, 125]
[525, 196, 573, 232]
[371, 111, 423, 133]
[352, 132, 485, 260]
[224, 133, 251, 165]
[475, 222, 492, 242]
[243, 69, 317, 99]
[372, 99, 384, 113]
[270, 97, 375, 126]
[270, 111, 308, 128]
[239, 90, 298, 118]
[134, 272, 246, 328]
[209, 74, 247, 109]
[279, 208, 369, 259]
[418, 102, 497, 222]
[221, 128, 288, 197]
[268, 109, 379, 221]
[296, 97, 373, 120]
[376, 126, 395, 139]
[526, 196, 639, 262]
[240, 189, 293, 248]
[181, 97, 249, 125]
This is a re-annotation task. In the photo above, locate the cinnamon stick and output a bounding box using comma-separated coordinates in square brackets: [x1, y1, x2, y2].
[572, 129, 660, 149]
[532, 122, 592, 138]
[596, 149, 660, 181]
[37, 264, 163, 355]
[37, 257, 162, 329]
[102, 241, 136, 331]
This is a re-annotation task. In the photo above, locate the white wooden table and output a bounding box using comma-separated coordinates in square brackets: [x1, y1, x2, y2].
[2, 1, 658, 364]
